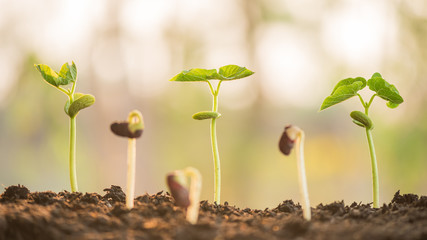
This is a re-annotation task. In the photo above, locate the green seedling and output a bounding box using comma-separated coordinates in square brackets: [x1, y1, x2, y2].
[170, 65, 254, 204]
[320, 73, 403, 208]
[110, 110, 144, 209]
[279, 125, 311, 220]
[35, 62, 95, 192]
[167, 167, 202, 224]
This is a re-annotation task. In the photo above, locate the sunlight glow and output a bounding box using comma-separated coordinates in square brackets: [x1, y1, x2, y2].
[256, 24, 322, 107]
[321, 1, 395, 67]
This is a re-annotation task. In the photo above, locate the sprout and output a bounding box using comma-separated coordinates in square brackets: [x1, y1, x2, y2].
[110, 110, 144, 209]
[279, 125, 311, 221]
[320, 73, 403, 208]
[169, 65, 254, 204]
[34, 62, 95, 192]
[167, 167, 202, 224]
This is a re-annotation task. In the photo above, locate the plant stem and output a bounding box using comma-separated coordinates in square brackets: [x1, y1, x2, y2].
[364, 104, 379, 208]
[365, 128, 379, 208]
[58, 86, 70, 96]
[126, 138, 136, 209]
[295, 131, 311, 220]
[184, 167, 202, 224]
[69, 116, 78, 192]
[209, 81, 221, 204]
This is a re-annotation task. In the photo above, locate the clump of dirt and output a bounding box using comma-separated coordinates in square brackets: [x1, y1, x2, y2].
[0, 184, 29, 202]
[1, 185, 426, 240]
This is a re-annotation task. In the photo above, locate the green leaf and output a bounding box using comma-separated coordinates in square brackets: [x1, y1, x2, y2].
[371, 72, 382, 78]
[34, 64, 60, 87]
[367, 73, 403, 108]
[169, 68, 219, 82]
[386, 102, 399, 109]
[169, 65, 254, 82]
[127, 110, 144, 134]
[70, 61, 77, 80]
[192, 111, 221, 120]
[64, 93, 95, 118]
[217, 65, 254, 80]
[58, 62, 77, 85]
[352, 120, 366, 128]
[350, 111, 373, 129]
[320, 77, 367, 110]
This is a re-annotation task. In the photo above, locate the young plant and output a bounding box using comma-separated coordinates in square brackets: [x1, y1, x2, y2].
[167, 167, 202, 224]
[320, 73, 403, 208]
[169, 65, 254, 204]
[279, 125, 311, 221]
[110, 110, 144, 209]
[34, 62, 95, 193]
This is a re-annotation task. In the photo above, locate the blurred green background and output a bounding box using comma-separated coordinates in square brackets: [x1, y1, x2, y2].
[0, 0, 426, 209]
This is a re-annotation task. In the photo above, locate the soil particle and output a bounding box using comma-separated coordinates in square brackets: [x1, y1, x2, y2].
[102, 185, 126, 204]
[0, 185, 29, 201]
[1, 186, 427, 240]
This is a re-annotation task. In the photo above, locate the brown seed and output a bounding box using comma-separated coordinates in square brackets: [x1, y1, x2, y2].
[167, 175, 190, 208]
[279, 125, 295, 156]
[110, 122, 143, 138]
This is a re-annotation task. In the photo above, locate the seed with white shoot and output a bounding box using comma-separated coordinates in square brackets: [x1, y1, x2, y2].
[110, 110, 144, 209]
[167, 167, 202, 224]
[279, 125, 311, 221]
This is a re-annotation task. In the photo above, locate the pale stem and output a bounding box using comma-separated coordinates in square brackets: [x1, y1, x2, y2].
[295, 130, 311, 220]
[126, 138, 136, 209]
[184, 167, 202, 224]
[69, 116, 78, 192]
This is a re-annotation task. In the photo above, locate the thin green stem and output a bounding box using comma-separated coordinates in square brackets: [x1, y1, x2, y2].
[366, 128, 379, 208]
[363, 101, 379, 208]
[207, 81, 215, 95]
[357, 93, 367, 108]
[366, 94, 377, 109]
[57, 86, 70, 96]
[209, 81, 221, 204]
[69, 116, 78, 192]
[70, 81, 77, 99]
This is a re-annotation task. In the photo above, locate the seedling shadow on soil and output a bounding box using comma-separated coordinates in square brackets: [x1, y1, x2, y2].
[1, 185, 427, 240]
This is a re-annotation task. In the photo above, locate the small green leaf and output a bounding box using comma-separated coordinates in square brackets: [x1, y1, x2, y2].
[217, 65, 254, 81]
[350, 111, 373, 129]
[34, 64, 60, 87]
[386, 102, 399, 109]
[192, 111, 221, 120]
[65, 93, 95, 118]
[127, 110, 144, 134]
[367, 73, 403, 108]
[330, 77, 367, 95]
[371, 72, 382, 78]
[352, 120, 366, 128]
[169, 65, 254, 82]
[70, 61, 77, 80]
[58, 62, 77, 85]
[320, 77, 367, 110]
[169, 68, 219, 82]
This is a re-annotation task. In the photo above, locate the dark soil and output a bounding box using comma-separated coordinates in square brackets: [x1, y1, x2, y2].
[1, 185, 427, 240]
